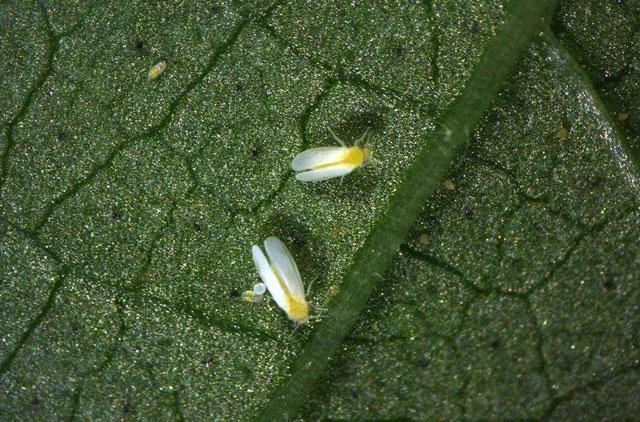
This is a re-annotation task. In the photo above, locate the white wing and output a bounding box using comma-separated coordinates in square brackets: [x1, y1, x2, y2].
[295, 164, 355, 182]
[264, 236, 305, 299]
[252, 245, 288, 312]
[291, 147, 348, 171]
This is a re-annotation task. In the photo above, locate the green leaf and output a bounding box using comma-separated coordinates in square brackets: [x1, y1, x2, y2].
[300, 3, 640, 421]
[1, 1, 638, 421]
[257, 1, 560, 419]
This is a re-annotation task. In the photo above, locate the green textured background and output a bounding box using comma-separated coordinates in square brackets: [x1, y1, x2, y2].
[1, 0, 638, 420]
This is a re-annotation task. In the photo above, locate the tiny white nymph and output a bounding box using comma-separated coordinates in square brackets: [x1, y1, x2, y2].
[242, 282, 267, 303]
[291, 127, 370, 182]
[252, 236, 309, 325]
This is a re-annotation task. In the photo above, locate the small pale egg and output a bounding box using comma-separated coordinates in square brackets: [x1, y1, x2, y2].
[148, 61, 167, 80]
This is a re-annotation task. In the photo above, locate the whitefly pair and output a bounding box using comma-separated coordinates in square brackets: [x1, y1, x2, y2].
[247, 127, 372, 326]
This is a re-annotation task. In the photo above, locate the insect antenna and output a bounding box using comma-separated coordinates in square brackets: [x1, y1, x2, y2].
[327, 127, 346, 147]
[354, 126, 371, 146]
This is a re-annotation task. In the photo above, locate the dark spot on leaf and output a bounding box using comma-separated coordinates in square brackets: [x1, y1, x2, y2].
[29, 395, 41, 407]
[589, 172, 605, 188]
[110, 210, 122, 221]
[578, 171, 605, 191]
[134, 40, 144, 51]
[509, 257, 524, 269]
[490, 338, 501, 350]
[343, 110, 386, 136]
[123, 402, 134, 416]
[158, 337, 173, 348]
[210, 4, 220, 15]
[469, 20, 481, 33]
[235, 82, 244, 93]
[559, 354, 573, 370]
[463, 204, 474, 219]
[595, 67, 624, 87]
[193, 222, 204, 232]
[71, 322, 80, 333]
[250, 145, 263, 158]
[417, 357, 430, 368]
[56, 130, 67, 141]
[603, 277, 615, 291]
[425, 283, 438, 295]
[393, 45, 405, 57]
[293, 236, 305, 247]
[202, 355, 213, 367]
[239, 364, 253, 379]
[229, 288, 240, 299]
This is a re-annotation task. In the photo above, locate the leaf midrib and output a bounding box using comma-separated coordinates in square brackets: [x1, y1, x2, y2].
[257, 1, 561, 419]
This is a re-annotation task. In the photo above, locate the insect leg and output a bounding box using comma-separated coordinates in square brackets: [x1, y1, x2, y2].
[305, 279, 315, 297]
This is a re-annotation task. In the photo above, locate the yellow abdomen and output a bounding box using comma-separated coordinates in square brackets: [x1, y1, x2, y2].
[341, 146, 368, 167]
[286, 295, 309, 323]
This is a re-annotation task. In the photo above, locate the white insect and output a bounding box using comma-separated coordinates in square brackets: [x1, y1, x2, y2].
[242, 282, 267, 303]
[252, 236, 310, 325]
[291, 127, 371, 182]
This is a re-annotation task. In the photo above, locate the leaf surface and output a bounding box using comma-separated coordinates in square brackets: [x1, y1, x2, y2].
[0, 1, 638, 420]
